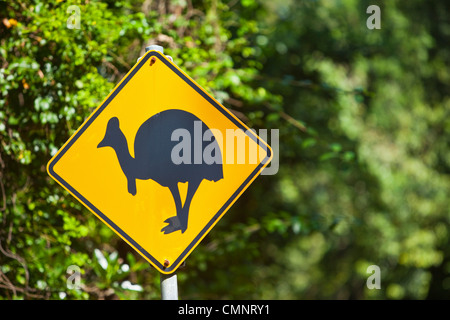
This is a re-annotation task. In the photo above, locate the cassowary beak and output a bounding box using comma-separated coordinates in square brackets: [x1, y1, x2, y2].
[97, 137, 108, 148]
[98, 117, 120, 149]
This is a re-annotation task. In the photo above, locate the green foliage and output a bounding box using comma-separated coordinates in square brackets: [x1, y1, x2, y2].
[0, 0, 448, 299]
[246, 0, 450, 299]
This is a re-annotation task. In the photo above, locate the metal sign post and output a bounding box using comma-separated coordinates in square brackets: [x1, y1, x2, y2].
[142, 45, 178, 300]
[160, 272, 178, 300]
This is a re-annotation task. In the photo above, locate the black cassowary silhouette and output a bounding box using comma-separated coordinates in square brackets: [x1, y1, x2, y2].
[97, 109, 223, 234]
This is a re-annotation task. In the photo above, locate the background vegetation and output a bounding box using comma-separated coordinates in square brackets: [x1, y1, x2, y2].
[0, 0, 448, 299]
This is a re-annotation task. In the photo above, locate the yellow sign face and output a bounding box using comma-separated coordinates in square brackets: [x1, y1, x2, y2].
[47, 50, 272, 273]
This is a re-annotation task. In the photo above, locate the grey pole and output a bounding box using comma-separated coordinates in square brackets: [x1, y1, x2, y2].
[145, 44, 164, 54]
[139, 43, 178, 300]
[160, 272, 178, 300]
[138, 44, 173, 62]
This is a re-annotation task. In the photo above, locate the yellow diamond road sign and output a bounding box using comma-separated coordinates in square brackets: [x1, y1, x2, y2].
[47, 50, 272, 274]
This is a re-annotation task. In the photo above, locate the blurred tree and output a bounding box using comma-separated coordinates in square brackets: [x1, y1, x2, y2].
[0, 0, 276, 299]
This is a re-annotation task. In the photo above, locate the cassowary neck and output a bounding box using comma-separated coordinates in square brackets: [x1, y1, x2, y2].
[110, 130, 135, 177]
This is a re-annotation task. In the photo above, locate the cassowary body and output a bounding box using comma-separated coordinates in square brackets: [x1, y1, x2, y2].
[98, 109, 223, 234]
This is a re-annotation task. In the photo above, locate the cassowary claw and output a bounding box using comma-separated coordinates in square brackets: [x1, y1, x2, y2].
[161, 216, 183, 234]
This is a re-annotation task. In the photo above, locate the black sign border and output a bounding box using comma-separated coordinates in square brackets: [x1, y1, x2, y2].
[47, 51, 272, 274]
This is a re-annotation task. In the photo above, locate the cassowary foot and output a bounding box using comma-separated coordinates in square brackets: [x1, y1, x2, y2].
[161, 216, 187, 234]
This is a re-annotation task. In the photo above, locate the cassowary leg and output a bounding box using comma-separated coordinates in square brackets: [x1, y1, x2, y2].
[179, 179, 202, 233]
[127, 178, 137, 196]
[161, 184, 183, 234]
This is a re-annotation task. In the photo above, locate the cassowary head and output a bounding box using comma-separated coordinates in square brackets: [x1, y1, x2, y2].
[98, 117, 120, 149]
